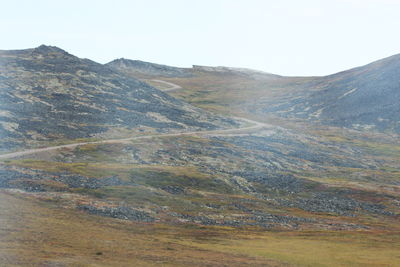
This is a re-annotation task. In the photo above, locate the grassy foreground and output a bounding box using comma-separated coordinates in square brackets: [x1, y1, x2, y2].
[1, 191, 399, 267]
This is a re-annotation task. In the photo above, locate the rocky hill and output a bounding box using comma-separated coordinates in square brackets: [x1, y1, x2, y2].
[108, 54, 400, 134]
[1, 46, 399, 267]
[0, 45, 236, 152]
[260, 54, 400, 133]
[106, 58, 192, 78]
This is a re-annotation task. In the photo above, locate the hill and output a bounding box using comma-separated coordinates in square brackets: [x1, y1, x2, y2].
[260, 54, 400, 133]
[106, 58, 192, 78]
[0, 45, 236, 152]
[108, 55, 400, 134]
[1, 47, 399, 266]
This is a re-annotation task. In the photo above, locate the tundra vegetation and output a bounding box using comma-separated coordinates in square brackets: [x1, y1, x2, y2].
[0, 46, 399, 266]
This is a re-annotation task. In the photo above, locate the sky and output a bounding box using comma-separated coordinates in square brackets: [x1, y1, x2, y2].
[2, 0, 400, 76]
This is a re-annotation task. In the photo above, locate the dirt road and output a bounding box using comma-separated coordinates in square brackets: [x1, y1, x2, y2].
[0, 117, 267, 160]
[151, 79, 182, 91]
[0, 80, 270, 160]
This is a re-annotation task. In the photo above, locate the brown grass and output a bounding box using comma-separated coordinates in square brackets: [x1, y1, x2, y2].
[1, 191, 399, 267]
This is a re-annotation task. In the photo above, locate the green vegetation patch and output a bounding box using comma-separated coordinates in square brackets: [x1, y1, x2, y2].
[129, 168, 234, 194]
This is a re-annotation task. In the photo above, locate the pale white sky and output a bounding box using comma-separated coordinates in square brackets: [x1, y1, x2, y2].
[2, 0, 400, 76]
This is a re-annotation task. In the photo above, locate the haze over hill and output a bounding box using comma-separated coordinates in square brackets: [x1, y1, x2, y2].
[108, 54, 400, 134]
[2, 0, 400, 264]
[259, 54, 400, 133]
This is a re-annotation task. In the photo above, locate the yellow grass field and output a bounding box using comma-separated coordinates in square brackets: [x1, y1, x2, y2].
[1, 191, 399, 267]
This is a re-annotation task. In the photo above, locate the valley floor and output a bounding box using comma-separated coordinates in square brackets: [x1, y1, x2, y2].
[1, 191, 399, 267]
[1, 115, 399, 266]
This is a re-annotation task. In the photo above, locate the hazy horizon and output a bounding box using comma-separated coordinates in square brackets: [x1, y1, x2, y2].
[2, 0, 400, 76]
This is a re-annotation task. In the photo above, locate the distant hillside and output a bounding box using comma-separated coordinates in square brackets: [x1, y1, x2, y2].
[269, 54, 400, 133]
[107, 58, 282, 80]
[109, 55, 400, 134]
[106, 58, 192, 78]
[192, 65, 282, 80]
[0, 45, 236, 151]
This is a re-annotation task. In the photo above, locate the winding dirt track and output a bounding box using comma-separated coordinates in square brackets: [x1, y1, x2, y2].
[151, 79, 182, 91]
[0, 81, 268, 160]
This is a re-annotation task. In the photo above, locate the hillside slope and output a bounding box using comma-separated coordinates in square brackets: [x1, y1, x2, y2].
[106, 58, 192, 78]
[260, 54, 400, 133]
[107, 55, 400, 134]
[0, 46, 236, 152]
